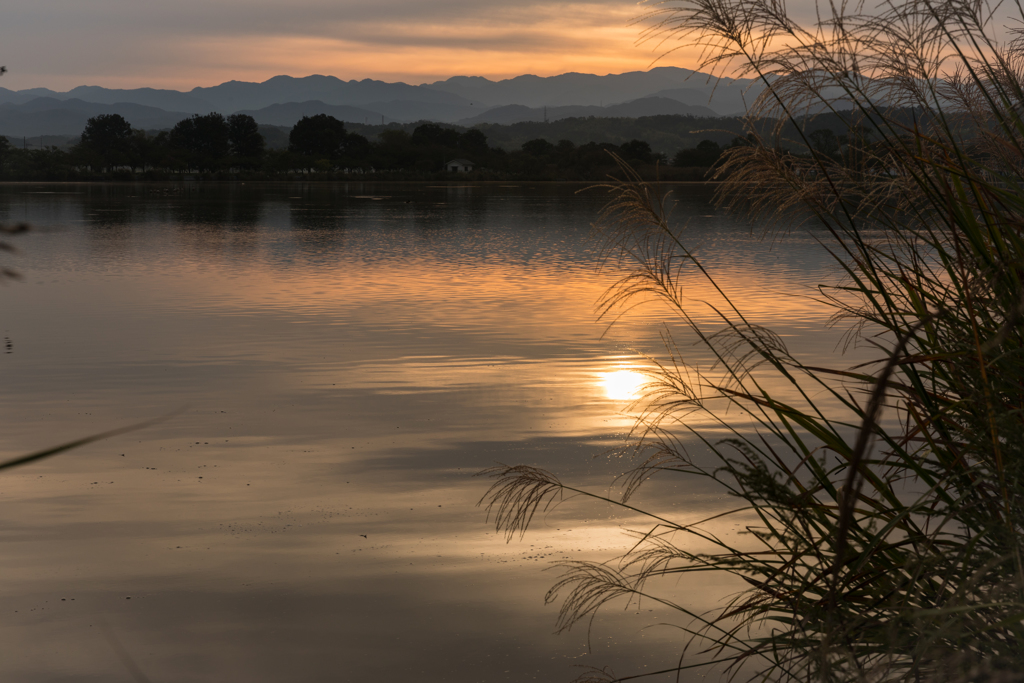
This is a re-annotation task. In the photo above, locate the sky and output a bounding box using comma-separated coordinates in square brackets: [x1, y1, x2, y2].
[0, 0, 698, 92]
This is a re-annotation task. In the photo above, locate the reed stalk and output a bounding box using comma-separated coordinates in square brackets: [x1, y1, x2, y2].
[481, 0, 1024, 679]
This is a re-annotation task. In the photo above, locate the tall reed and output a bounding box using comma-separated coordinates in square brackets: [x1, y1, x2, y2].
[482, 0, 1024, 680]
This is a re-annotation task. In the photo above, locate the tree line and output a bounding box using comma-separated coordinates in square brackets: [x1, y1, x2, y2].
[0, 112, 740, 181]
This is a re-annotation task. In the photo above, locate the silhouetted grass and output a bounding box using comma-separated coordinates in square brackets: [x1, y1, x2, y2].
[481, 0, 1024, 679]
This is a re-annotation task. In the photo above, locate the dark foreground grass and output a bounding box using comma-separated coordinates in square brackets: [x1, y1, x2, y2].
[482, 0, 1024, 680]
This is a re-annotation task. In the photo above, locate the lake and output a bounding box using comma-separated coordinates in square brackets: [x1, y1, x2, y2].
[0, 182, 847, 682]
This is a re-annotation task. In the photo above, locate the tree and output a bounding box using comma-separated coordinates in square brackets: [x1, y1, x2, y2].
[619, 139, 653, 164]
[169, 113, 230, 172]
[0, 135, 12, 177]
[378, 129, 410, 147]
[521, 138, 555, 156]
[373, 129, 415, 170]
[411, 123, 460, 148]
[458, 129, 488, 153]
[672, 139, 721, 167]
[808, 128, 840, 159]
[289, 114, 347, 160]
[341, 133, 371, 167]
[127, 129, 152, 172]
[227, 114, 265, 163]
[79, 114, 134, 172]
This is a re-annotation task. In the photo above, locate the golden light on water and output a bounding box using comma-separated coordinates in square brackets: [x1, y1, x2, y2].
[600, 368, 648, 401]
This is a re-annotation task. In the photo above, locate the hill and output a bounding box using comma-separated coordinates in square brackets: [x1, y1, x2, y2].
[0, 98, 193, 137]
[0, 68, 764, 130]
[458, 97, 718, 125]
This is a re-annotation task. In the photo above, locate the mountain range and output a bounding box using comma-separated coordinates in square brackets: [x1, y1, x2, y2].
[0, 67, 767, 139]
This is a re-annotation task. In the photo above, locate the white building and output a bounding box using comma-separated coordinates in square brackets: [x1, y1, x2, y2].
[445, 159, 474, 173]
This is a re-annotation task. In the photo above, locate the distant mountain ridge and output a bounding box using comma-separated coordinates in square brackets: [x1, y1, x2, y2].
[232, 101, 385, 127]
[426, 68, 762, 108]
[0, 75, 474, 114]
[457, 97, 719, 125]
[191, 75, 472, 112]
[0, 68, 767, 138]
[0, 98, 194, 138]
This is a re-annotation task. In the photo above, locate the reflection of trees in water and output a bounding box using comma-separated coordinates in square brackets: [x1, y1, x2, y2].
[172, 201, 263, 260]
[79, 186, 146, 261]
[288, 206, 345, 232]
[169, 199, 262, 232]
[120, 183, 267, 260]
[79, 184, 139, 229]
[168, 183, 264, 232]
[0, 188, 16, 225]
[413, 186, 490, 235]
[53, 186, 268, 258]
[287, 201, 347, 255]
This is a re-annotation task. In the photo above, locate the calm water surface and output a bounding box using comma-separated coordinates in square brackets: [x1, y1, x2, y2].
[0, 182, 845, 682]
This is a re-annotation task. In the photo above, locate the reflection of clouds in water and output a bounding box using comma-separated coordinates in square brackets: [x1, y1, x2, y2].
[600, 368, 647, 401]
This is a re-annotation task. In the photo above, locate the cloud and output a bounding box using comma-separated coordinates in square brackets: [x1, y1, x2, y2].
[0, 0, 684, 90]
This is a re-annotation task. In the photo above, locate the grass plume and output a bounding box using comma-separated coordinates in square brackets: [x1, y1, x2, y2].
[481, 0, 1024, 679]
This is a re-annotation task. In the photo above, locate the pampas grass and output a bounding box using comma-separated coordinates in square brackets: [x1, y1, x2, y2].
[481, 0, 1024, 679]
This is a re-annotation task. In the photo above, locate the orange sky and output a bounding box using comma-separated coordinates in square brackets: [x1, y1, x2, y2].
[0, 1, 707, 91]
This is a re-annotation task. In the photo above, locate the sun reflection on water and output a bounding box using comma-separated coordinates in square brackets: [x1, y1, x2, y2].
[600, 368, 648, 401]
